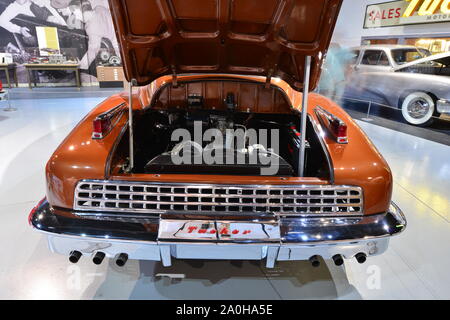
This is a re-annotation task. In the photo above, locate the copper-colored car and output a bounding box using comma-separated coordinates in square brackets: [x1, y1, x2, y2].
[29, 0, 406, 268]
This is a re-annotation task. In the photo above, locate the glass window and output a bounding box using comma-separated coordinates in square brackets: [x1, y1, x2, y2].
[418, 48, 432, 57]
[391, 49, 425, 65]
[361, 50, 390, 66]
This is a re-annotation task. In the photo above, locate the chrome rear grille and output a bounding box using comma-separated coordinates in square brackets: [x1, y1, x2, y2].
[74, 180, 363, 217]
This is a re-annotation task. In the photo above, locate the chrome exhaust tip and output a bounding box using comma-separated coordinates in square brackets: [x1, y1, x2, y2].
[115, 253, 128, 267]
[93, 252, 106, 265]
[69, 250, 82, 264]
[309, 255, 321, 268]
[355, 252, 367, 264]
[332, 254, 344, 266]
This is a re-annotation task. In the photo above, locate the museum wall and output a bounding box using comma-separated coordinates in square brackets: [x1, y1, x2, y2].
[0, 0, 120, 86]
[3, 0, 450, 87]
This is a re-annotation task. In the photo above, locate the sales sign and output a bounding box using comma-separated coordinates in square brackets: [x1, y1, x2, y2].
[364, 0, 450, 28]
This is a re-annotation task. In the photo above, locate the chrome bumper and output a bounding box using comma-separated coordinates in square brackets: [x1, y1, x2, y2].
[437, 99, 450, 114]
[30, 200, 406, 268]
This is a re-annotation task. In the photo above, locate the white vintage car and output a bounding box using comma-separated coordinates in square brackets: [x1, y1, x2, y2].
[345, 45, 450, 126]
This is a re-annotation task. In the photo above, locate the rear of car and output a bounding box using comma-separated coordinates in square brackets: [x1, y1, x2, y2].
[29, 77, 406, 268]
[29, 0, 406, 268]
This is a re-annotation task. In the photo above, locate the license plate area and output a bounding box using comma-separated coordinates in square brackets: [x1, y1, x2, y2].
[158, 220, 280, 242]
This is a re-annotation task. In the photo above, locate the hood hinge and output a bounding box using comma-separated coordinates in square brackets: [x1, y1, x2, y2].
[171, 65, 178, 87]
[265, 69, 273, 89]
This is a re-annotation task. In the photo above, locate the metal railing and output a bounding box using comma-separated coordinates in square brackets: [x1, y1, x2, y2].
[0, 89, 16, 112]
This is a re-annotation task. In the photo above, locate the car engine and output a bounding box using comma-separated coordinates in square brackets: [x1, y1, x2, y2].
[138, 93, 302, 176]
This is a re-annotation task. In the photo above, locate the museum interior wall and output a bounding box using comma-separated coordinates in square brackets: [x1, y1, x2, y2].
[0, 0, 120, 86]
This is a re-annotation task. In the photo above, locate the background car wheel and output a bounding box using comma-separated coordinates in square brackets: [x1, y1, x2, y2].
[401, 92, 436, 126]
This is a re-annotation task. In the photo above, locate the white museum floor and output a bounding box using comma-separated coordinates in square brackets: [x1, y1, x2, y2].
[0, 88, 449, 300]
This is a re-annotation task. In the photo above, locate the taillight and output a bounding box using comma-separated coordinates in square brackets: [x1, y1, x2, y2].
[330, 119, 348, 144]
[92, 103, 126, 140]
[314, 106, 348, 144]
[92, 117, 112, 139]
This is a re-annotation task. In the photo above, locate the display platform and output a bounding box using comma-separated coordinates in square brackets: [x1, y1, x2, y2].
[342, 101, 450, 146]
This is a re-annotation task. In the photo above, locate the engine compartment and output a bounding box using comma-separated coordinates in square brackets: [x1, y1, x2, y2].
[110, 81, 332, 179]
[139, 110, 297, 176]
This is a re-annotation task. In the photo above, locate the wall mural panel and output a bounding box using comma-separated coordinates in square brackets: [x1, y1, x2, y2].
[0, 0, 121, 86]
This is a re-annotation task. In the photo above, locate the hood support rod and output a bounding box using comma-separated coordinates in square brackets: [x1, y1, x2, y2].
[298, 56, 311, 177]
[127, 79, 136, 172]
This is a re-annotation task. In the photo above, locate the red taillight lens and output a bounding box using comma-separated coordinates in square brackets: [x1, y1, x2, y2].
[92, 118, 112, 139]
[92, 104, 126, 140]
[337, 122, 347, 137]
[315, 107, 348, 144]
[331, 120, 348, 143]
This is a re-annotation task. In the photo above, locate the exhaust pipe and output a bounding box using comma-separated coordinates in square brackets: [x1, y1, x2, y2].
[355, 252, 367, 264]
[93, 252, 106, 265]
[69, 250, 82, 264]
[309, 255, 321, 268]
[332, 254, 344, 266]
[115, 253, 128, 267]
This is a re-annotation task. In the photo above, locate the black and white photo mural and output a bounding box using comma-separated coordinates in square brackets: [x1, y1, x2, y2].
[0, 0, 120, 86]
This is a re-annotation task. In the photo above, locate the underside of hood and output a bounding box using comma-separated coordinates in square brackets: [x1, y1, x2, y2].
[108, 0, 343, 91]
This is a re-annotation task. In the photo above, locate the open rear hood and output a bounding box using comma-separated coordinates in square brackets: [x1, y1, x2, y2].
[109, 0, 342, 91]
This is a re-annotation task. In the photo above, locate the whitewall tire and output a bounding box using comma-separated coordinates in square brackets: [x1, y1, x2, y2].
[401, 92, 435, 126]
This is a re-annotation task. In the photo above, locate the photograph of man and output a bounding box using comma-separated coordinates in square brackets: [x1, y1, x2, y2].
[0, 0, 67, 38]
[79, 0, 119, 71]
[50, 0, 84, 30]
